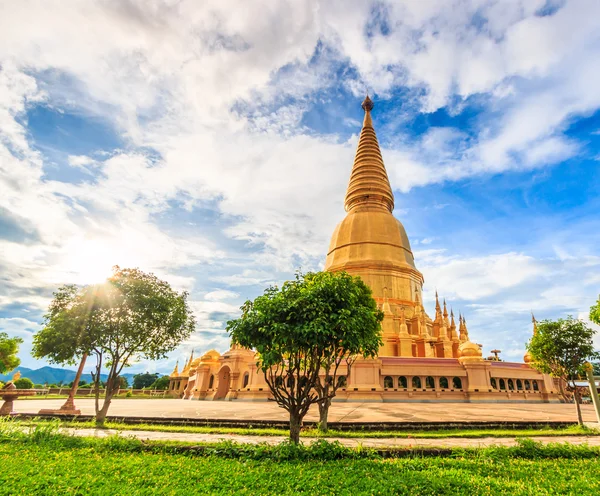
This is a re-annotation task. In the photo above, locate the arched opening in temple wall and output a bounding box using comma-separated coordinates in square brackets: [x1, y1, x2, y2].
[214, 366, 231, 400]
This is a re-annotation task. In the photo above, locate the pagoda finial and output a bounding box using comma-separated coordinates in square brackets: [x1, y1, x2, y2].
[531, 313, 538, 335]
[171, 360, 179, 377]
[344, 96, 394, 213]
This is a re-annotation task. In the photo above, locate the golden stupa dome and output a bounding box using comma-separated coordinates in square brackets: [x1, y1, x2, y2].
[458, 340, 482, 358]
[325, 208, 416, 271]
[200, 349, 221, 362]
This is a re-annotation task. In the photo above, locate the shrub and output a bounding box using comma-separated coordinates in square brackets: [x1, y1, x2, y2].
[14, 377, 34, 389]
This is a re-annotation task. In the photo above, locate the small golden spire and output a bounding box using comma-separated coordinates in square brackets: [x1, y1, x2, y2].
[459, 313, 469, 342]
[434, 291, 442, 323]
[531, 313, 538, 335]
[171, 360, 179, 377]
[399, 306, 410, 337]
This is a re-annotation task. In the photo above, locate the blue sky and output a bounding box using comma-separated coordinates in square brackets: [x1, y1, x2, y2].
[1, 0, 599, 375]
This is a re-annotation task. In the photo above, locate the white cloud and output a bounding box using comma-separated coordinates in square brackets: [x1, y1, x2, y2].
[204, 289, 239, 301]
[1, 0, 600, 371]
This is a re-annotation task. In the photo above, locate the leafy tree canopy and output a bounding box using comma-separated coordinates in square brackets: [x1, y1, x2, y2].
[32, 266, 195, 425]
[527, 317, 599, 379]
[228, 271, 383, 442]
[590, 295, 600, 327]
[0, 331, 23, 374]
[133, 372, 159, 389]
[150, 375, 170, 390]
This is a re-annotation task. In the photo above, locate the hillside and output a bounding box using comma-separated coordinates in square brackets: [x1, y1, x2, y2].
[0, 366, 137, 386]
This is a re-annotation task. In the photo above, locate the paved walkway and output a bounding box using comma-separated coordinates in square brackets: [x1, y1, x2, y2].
[62, 427, 600, 448]
[18, 398, 599, 423]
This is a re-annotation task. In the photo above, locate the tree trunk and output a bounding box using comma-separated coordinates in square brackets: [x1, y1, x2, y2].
[60, 353, 87, 412]
[573, 384, 584, 426]
[558, 380, 568, 403]
[96, 395, 113, 427]
[318, 397, 331, 432]
[95, 372, 118, 427]
[289, 411, 302, 444]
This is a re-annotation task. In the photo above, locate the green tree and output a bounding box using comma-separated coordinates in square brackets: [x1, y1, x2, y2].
[592, 362, 600, 376]
[527, 316, 600, 425]
[590, 294, 600, 326]
[227, 271, 383, 443]
[33, 266, 195, 425]
[119, 376, 129, 389]
[132, 372, 159, 389]
[0, 332, 22, 374]
[150, 375, 170, 390]
[14, 377, 34, 389]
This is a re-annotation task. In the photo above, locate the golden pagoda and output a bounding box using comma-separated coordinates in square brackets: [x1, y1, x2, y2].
[171, 97, 559, 403]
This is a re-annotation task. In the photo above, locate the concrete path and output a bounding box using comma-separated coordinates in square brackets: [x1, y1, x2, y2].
[17, 398, 599, 423]
[61, 427, 600, 448]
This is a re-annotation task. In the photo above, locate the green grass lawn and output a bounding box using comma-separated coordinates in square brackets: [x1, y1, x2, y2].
[0, 432, 599, 495]
[18, 418, 599, 439]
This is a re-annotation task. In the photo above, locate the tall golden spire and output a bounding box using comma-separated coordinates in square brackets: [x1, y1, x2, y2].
[435, 291, 442, 322]
[344, 95, 394, 213]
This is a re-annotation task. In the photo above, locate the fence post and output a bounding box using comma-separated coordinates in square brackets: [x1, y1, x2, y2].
[585, 363, 600, 424]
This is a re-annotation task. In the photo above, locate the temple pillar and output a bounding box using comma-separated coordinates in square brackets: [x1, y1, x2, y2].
[398, 336, 413, 357]
[460, 360, 491, 395]
[380, 314, 398, 356]
[348, 357, 382, 391]
[441, 340, 453, 358]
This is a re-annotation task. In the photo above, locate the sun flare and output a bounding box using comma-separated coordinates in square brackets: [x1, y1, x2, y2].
[63, 238, 131, 285]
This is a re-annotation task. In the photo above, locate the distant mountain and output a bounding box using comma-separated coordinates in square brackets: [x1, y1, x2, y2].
[0, 366, 136, 386]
